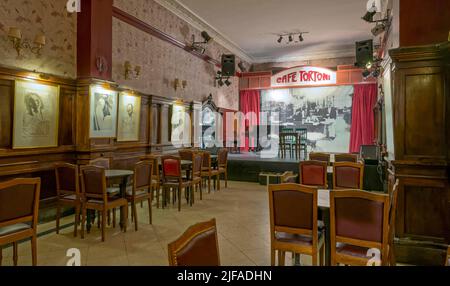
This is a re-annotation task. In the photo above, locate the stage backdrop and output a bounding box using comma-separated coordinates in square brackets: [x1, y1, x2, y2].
[261, 86, 354, 153]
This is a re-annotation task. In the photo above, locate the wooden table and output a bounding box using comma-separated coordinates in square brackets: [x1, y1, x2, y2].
[86, 169, 134, 232]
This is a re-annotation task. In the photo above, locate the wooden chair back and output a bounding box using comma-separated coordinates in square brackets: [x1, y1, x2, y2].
[178, 149, 194, 161]
[333, 162, 364, 190]
[335, 153, 359, 163]
[89, 158, 111, 169]
[268, 184, 319, 250]
[299, 161, 328, 188]
[80, 165, 108, 202]
[192, 153, 203, 178]
[141, 155, 160, 179]
[168, 219, 220, 266]
[330, 190, 390, 265]
[55, 163, 80, 198]
[133, 161, 153, 195]
[217, 148, 228, 168]
[309, 152, 331, 164]
[0, 178, 41, 233]
[201, 152, 213, 171]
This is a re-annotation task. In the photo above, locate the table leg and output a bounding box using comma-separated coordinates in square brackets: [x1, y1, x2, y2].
[86, 210, 93, 233]
[323, 208, 331, 266]
[119, 176, 128, 230]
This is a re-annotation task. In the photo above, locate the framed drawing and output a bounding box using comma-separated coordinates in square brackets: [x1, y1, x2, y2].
[117, 92, 141, 142]
[171, 104, 191, 146]
[89, 85, 118, 138]
[13, 80, 60, 149]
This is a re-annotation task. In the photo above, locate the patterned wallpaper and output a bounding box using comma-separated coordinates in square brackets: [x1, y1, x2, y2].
[112, 0, 242, 110]
[0, 0, 76, 78]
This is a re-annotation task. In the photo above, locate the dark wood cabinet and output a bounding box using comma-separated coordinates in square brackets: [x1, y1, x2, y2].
[388, 42, 450, 265]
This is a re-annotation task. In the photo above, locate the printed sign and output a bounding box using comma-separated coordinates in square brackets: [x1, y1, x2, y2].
[271, 66, 337, 88]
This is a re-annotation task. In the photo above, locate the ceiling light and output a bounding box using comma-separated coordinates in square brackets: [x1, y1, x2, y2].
[288, 35, 293, 42]
[277, 36, 283, 43]
[218, 79, 224, 87]
[225, 79, 232, 86]
[299, 34, 304, 42]
[201, 31, 213, 44]
[366, 62, 373, 69]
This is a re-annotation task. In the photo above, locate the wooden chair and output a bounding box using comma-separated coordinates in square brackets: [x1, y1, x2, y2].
[334, 153, 359, 163]
[161, 156, 193, 211]
[268, 184, 325, 266]
[126, 161, 153, 231]
[387, 179, 400, 266]
[80, 166, 128, 242]
[309, 152, 331, 164]
[192, 153, 203, 201]
[333, 162, 364, 190]
[55, 163, 82, 237]
[217, 148, 229, 188]
[89, 157, 111, 169]
[201, 152, 220, 193]
[299, 161, 328, 189]
[178, 149, 194, 161]
[140, 155, 161, 208]
[330, 190, 390, 266]
[168, 218, 220, 266]
[0, 178, 40, 266]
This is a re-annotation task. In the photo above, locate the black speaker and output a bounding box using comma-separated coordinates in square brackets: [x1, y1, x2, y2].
[355, 40, 373, 68]
[221, 54, 236, 76]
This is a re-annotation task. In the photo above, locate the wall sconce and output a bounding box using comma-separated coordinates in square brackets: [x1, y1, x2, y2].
[174, 78, 188, 91]
[8, 27, 46, 57]
[124, 61, 141, 80]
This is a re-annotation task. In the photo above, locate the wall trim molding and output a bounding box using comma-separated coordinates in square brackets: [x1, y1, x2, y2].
[154, 0, 254, 63]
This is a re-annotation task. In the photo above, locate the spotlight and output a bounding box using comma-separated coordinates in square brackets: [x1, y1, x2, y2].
[299, 34, 304, 42]
[362, 10, 376, 22]
[225, 79, 232, 86]
[372, 69, 380, 78]
[201, 31, 213, 44]
[288, 35, 293, 42]
[277, 36, 283, 43]
[366, 61, 373, 69]
[218, 78, 224, 87]
[371, 22, 386, 36]
[238, 62, 247, 72]
[362, 69, 371, 78]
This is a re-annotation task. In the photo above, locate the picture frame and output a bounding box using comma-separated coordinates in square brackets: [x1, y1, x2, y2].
[13, 80, 60, 149]
[89, 85, 118, 138]
[117, 92, 141, 142]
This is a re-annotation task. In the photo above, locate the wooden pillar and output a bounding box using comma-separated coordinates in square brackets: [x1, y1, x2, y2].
[77, 0, 113, 80]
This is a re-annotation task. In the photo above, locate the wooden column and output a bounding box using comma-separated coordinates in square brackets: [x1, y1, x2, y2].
[77, 0, 113, 80]
[388, 42, 450, 265]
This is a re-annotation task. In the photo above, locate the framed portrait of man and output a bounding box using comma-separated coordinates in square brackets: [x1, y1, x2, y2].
[13, 80, 60, 149]
[89, 85, 118, 138]
[171, 104, 191, 147]
[117, 92, 141, 142]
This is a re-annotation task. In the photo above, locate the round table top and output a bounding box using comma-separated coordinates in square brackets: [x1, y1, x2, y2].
[105, 169, 134, 178]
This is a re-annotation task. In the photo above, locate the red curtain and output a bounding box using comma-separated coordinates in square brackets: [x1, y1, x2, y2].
[349, 84, 378, 153]
[240, 90, 260, 152]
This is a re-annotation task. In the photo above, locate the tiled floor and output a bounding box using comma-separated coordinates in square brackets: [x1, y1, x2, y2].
[0, 181, 311, 266]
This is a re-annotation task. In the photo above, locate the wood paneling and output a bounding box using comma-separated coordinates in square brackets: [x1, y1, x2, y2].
[0, 79, 13, 148]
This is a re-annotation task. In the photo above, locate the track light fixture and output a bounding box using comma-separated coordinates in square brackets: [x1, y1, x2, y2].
[190, 31, 213, 54]
[276, 32, 309, 44]
[215, 71, 232, 88]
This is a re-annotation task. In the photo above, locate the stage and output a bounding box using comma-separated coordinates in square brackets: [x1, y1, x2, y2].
[227, 152, 385, 192]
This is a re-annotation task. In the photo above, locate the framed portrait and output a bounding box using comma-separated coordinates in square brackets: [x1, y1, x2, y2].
[13, 80, 60, 149]
[89, 85, 118, 138]
[171, 104, 191, 146]
[117, 92, 141, 142]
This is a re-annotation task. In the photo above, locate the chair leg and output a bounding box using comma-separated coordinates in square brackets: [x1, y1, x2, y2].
[140, 201, 144, 208]
[97, 211, 101, 229]
[56, 203, 61, 234]
[278, 250, 285, 266]
[132, 201, 138, 231]
[225, 172, 228, 188]
[148, 198, 152, 225]
[74, 204, 81, 237]
[199, 182, 203, 200]
[31, 235, 37, 266]
[107, 210, 111, 226]
[217, 174, 221, 191]
[101, 210, 107, 242]
[13, 242, 18, 266]
[122, 204, 128, 233]
[178, 188, 182, 211]
[81, 206, 86, 239]
[156, 186, 160, 209]
[271, 248, 275, 266]
[312, 253, 318, 266]
[320, 245, 325, 266]
[208, 177, 211, 193]
[112, 208, 116, 228]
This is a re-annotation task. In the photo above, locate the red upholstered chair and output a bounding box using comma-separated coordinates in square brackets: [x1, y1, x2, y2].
[330, 190, 390, 266]
[161, 156, 193, 211]
[55, 163, 82, 237]
[217, 148, 229, 188]
[333, 162, 364, 190]
[168, 219, 220, 266]
[0, 178, 40, 266]
[268, 184, 325, 266]
[80, 166, 128, 242]
[299, 161, 328, 189]
[309, 152, 331, 164]
[334, 153, 359, 163]
[126, 161, 153, 231]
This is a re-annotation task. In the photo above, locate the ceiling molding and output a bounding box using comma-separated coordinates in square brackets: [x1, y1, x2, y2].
[252, 47, 356, 64]
[154, 0, 254, 63]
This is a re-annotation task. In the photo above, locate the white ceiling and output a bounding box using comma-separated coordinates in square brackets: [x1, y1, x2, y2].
[174, 0, 374, 63]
